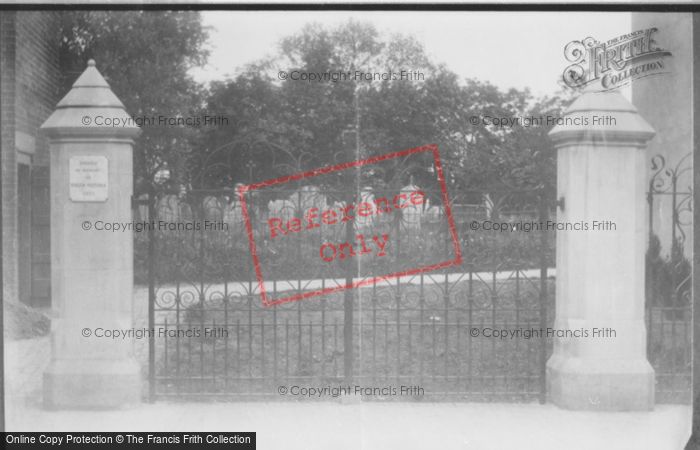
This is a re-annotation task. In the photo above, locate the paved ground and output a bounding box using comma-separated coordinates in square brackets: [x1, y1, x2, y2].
[5, 401, 691, 450]
[5, 335, 691, 450]
[5, 336, 51, 409]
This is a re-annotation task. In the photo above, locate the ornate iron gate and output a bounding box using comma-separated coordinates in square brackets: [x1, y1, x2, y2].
[141, 185, 555, 401]
[645, 153, 693, 403]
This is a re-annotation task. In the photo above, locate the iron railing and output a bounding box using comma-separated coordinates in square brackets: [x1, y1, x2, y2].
[136, 152, 692, 404]
[140, 187, 555, 401]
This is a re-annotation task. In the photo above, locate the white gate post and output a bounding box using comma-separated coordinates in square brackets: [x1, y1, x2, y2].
[40, 60, 141, 408]
[547, 88, 656, 410]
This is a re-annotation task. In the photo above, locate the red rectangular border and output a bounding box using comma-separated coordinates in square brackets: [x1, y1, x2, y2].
[237, 144, 462, 307]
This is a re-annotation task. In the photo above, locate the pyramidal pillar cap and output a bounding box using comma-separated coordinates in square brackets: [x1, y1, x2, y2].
[40, 59, 141, 139]
[548, 87, 655, 148]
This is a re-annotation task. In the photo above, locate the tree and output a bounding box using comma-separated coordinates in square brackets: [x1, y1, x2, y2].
[59, 11, 209, 193]
[200, 21, 568, 201]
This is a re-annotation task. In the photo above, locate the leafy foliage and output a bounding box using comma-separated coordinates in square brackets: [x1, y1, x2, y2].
[197, 21, 570, 197]
[646, 234, 692, 318]
[59, 11, 210, 192]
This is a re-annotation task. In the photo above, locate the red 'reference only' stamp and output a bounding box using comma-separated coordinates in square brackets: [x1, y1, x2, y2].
[237, 144, 462, 306]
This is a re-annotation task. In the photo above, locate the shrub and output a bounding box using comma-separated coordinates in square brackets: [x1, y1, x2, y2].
[646, 234, 691, 319]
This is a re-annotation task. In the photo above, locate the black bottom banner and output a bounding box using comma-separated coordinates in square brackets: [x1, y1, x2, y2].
[2, 433, 256, 449]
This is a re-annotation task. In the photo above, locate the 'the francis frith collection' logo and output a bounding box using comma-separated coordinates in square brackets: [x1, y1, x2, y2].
[562, 27, 672, 91]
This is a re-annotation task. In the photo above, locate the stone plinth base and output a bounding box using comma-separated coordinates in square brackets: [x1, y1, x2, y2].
[547, 356, 654, 411]
[43, 359, 141, 409]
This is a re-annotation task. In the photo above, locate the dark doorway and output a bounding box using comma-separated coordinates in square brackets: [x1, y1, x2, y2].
[31, 166, 50, 307]
[17, 163, 31, 305]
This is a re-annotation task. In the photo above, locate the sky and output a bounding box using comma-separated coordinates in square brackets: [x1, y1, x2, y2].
[190, 11, 633, 98]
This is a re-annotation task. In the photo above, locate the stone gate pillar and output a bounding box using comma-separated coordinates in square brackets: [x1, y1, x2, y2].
[40, 60, 141, 408]
[547, 88, 656, 410]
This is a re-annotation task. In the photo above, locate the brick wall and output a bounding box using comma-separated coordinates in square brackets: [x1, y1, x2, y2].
[15, 12, 61, 166]
[1, 11, 18, 305]
[1, 11, 60, 305]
